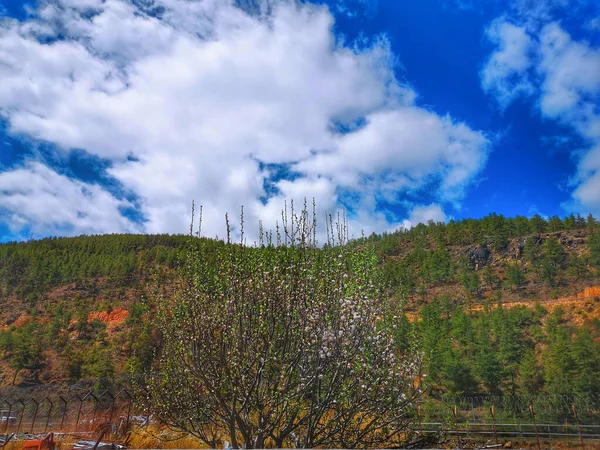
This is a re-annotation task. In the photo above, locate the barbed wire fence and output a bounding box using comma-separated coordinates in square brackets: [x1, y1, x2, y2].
[0, 387, 136, 437]
[1, 388, 599, 445]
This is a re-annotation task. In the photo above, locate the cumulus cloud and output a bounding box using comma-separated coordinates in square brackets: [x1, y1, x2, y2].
[481, 20, 535, 109]
[400, 203, 447, 229]
[481, 12, 600, 216]
[537, 23, 600, 122]
[0, 162, 139, 236]
[0, 0, 490, 239]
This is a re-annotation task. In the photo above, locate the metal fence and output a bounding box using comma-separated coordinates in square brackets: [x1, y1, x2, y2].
[1, 389, 599, 445]
[0, 388, 134, 436]
[415, 394, 600, 446]
[420, 394, 600, 424]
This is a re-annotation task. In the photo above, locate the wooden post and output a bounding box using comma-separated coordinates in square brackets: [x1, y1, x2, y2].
[453, 405, 461, 449]
[530, 404, 541, 450]
[572, 404, 584, 448]
[491, 404, 498, 444]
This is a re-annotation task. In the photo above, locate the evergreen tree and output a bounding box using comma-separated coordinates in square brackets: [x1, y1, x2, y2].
[530, 214, 548, 233]
[543, 309, 573, 397]
[542, 236, 565, 285]
[495, 308, 527, 395]
[589, 231, 600, 273]
[488, 214, 509, 251]
[483, 264, 500, 291]
[544, 236, 565, 269]
[567, 252, 591, 280]
[474, 322, 504, 395]
[570, 329, 600, 397]
[548, 215, 564, 232]
[513, 215, 532, 236]
[505, 263, 525, 290]
[541, 258, 559, 286]
[9, 323, 44, 384]
[457, 257, 480, 299]
[420, 301, 449, 386]
[518, 350, 544, 395]
[587, 213, 598, 229]
[523, 237, 540, 273]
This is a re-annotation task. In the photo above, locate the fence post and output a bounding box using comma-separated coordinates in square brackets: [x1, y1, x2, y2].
[44, 398, 54, 433]
[491, 404, 498, 444]
[75, 395, 84, 430]
[59, 396, 68, 431]
[91, 394, 99, 430]
[16, 400, 25, 435]
[416, 404, 422, 438]
[530, 404, 541, 450]
[572, 404, 584, 447]
[107, 392, 116, 424]
[3, 402, 12, 434]
[30, 399, 39, 434]
[453, 405, 461, 449]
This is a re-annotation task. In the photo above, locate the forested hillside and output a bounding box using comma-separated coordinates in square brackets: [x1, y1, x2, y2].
[0, 213, 599, 399]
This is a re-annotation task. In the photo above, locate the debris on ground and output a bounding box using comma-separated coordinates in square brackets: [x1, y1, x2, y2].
[71, 440, 125, 450]
[21, 433, 55, 450]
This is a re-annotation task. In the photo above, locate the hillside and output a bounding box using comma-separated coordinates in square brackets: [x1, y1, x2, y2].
[0, 213, 599, 398]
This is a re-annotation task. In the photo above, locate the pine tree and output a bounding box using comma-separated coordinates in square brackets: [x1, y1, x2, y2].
[518, 350, 544, 395]
[589, 231, 600, 273]
[543, 310, 573, 397]
[542, 236, 565, 286]
[567, 252, 591, 280]
[548, 215, 564, 232]
[496, 308, 526, 395]
[474, 323, 504, 395]
[458, 256, 480, 299]
[483, 264, 499, 291]
[544, 236, 565, 268]
[523, 237, 540, 274]
[530, 214, 548, 233]
[505, 262, 525, 290]
[570, 329, 600, 397]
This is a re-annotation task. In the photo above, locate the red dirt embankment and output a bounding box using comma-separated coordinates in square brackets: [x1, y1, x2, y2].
[405, 286, 600, 324]
[88, 307, 129, 333]
[466, 286, 600, 327]
[471, 285, 600, 311]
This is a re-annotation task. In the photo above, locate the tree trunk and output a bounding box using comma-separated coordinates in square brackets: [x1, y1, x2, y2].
[229, 417, 239, 449]
[254, 434, 265, 449]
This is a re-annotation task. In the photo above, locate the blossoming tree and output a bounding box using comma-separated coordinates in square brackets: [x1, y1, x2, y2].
[142, 203, 422, 448]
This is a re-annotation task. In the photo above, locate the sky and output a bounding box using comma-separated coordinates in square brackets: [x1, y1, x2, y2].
[0, 0, 598, 242]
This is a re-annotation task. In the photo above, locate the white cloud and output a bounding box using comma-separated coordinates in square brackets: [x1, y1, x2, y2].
[537, 23, 600, 121]
[480, 20, 535, 109]
[295, 108, 488, 203]
[400, 203, 447, 229]
[0, 162, 139, 236]
[482, 16, 600, 216]
[0, 0, 490, 238]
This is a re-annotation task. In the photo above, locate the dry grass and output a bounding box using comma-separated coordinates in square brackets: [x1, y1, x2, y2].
[125, 426, 208, 449]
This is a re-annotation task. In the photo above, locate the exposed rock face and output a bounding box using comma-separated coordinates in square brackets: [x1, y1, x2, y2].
[467, 244, 490, 269]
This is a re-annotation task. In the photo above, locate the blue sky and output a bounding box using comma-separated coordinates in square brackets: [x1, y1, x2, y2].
[0, 0, 598, 242]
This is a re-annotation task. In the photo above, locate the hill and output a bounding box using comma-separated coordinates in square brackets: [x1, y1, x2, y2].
[0, 213, 599, 398]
